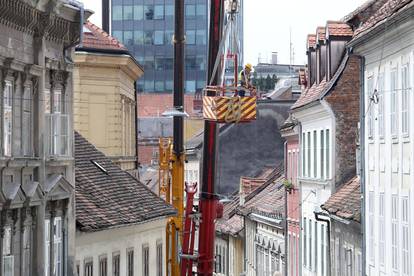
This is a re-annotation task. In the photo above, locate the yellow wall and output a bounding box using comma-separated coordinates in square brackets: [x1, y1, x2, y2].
[73, 52, 143, 172]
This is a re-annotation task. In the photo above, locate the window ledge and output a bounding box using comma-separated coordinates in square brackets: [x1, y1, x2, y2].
[46, 157, 74, 166]
[392, 137, 399, 144]
[402, 135, 410, 143]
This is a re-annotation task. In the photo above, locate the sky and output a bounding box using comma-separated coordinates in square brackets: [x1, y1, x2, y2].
[80, 0, 368, 66]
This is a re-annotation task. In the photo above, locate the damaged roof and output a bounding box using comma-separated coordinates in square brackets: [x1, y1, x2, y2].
[321, 176, 361, 223]
[75, 132, 176, 232]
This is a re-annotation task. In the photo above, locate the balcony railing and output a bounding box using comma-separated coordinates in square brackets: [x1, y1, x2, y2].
[45, 114, 70, 157]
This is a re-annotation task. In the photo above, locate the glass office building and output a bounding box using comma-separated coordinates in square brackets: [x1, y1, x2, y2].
[110, 0, 209, 93]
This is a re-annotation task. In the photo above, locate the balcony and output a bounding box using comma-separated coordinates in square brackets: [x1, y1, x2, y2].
[45, 114, 70, 158]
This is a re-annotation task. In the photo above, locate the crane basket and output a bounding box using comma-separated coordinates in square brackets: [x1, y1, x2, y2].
[203, 86, 257, 123]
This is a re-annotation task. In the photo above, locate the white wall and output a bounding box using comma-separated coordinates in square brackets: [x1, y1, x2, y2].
[360, 18, 414, 276]
[76, 218, 167, 276]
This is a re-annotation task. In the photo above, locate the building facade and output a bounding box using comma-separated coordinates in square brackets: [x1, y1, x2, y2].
[108, 0, 209, 93]
[350, 1, 414, 275]
[280, 117, 300, 276]
[0, 1, 86, 275]
[74, 21, 143, 175]
[75, 132, 176, 276]
[291, 20, 361, 276]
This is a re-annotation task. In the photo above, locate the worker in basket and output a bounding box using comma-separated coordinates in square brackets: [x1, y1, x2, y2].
[238, 63, 256, 97]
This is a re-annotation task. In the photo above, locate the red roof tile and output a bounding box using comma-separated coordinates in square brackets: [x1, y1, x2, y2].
[316, 26, 326, 42]
[80, 21, 127, 51]
[326, 21, 354, 37]
[291, 78, 328, 109]
[322, 176, 361, 222]
[307, 34, 317, 49]
[354, 0, 413, 37]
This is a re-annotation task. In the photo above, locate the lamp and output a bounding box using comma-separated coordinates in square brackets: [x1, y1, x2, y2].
[161, 106, 189, 118]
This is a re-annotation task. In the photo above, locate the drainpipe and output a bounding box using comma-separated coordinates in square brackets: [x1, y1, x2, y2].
[358, 55, 366, 276]
[314, 212, 330, 276]
[134, 83, 140, 178]
[64, 1, 85, 59]
[283, 140, 288, 276]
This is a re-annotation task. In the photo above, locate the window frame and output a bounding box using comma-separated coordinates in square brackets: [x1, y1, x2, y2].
[390, 69, 398, 137]
[401, 64, 410, 137]
[99, 255, 108, 276]
[112, 252, 120, 276]
[127, 248, 134, 276]
[142, 245, 149, 276]
[3, 80, 13, 157]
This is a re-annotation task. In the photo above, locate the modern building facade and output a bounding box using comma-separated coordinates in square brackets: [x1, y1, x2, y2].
[0, 1, 87, 275]
[74, 21, 144, 176]
[108, 0, 206, 93]
[350, 1, 414, 275]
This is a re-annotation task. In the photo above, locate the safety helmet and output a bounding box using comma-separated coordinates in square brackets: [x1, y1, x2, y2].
[245, 63, 253, 71]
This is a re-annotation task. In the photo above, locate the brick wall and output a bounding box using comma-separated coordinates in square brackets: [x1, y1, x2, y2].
[325, 55, 361, 187]
[138, 144, 158, 165]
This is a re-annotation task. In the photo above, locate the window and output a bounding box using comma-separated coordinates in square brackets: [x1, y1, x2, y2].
[368, 192, 375, 264]
[345, 249, 352, 276]
[144, 5, 154, 20]
[402, 66, 410, 136]
[164, 30, 173, 45]
[133, 5, 143, 20]
[48, 88, 69, 157]
[390, 70, 398, 136]
[302, 133, 305, 177]
[309, 219, 312, 270]
[335, 238, 340, 275]
[356, 251, 362, 276]
[307, 132, 311, 177]
[321, 224, 325, 276]
[186, 81, 196, 93]
[186, 56, 197, 70]
[143, 245, 149, 276]
[186, 30, 196, 45]
[196, 4, 206, 16]
[112, 5, 122, 20]
[320, 130, 324, 179]
[367, 76, 374, 138]
[156, 242, 163, 276]
[144, 81, 154, 92]
[154, 30, 164, 45]
[166, 80, 173, 92]
[313, 131, 317, 178]
[127, 249, 134, 276]
[134, 31, 143, 45]
[144, 31, 154, 45]
[391, 195, 399, 271]
[84, 259, 93, 276]
[22, 85, 32, 156]
[196, 55, 206, 71]
[112, 31, 123, 43]
[379, 193, 385, 266]
[45, 219, 50, 276]
[196, 29, 206, 45]
[303, 218, 307, 267]
[124, 31, 133, 46]
[23, 225, 32, 276]
[402, 197, 410, 276]
[378, 73, 385, 138]
[165, 5, 174, 16]
[185, 5, 196, 17]
[3, 226, 13, 276]
[144, 56, 154, 70]
[113, 253, 120, 276]
[54, 217, 63, 276]
[314, 221, 318, 272]
[154, 5, 164, 20]
[155, 81, 164, 92]
[325, 130, 330, 178]
[123, 5, 133, 20]
[99, 256, 107, 276]
[3, 81, 13, 157]
[155, 57, 164, 71]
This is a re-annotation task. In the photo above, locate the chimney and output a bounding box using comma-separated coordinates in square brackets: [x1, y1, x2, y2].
[239, 178, 246, 205]
[306, 34, 317, 88]
[102, 0, 110, 33]
[271, 52, 278, 65]
[325, 21, 353, 80]
[316, 27, 326, 84]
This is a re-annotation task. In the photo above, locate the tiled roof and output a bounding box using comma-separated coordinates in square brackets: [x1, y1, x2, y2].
[326, 21, 354, 37]
[216, 196, 244, 236]
[316, 26, 326, 42]
[79, 21, 127, 51]
[291, 78, 328, 109]
[353, 0, 413, 38]
[75, 132, 176, 232]
[307, 34, 317, 49]
[322, 176, 361, 222]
